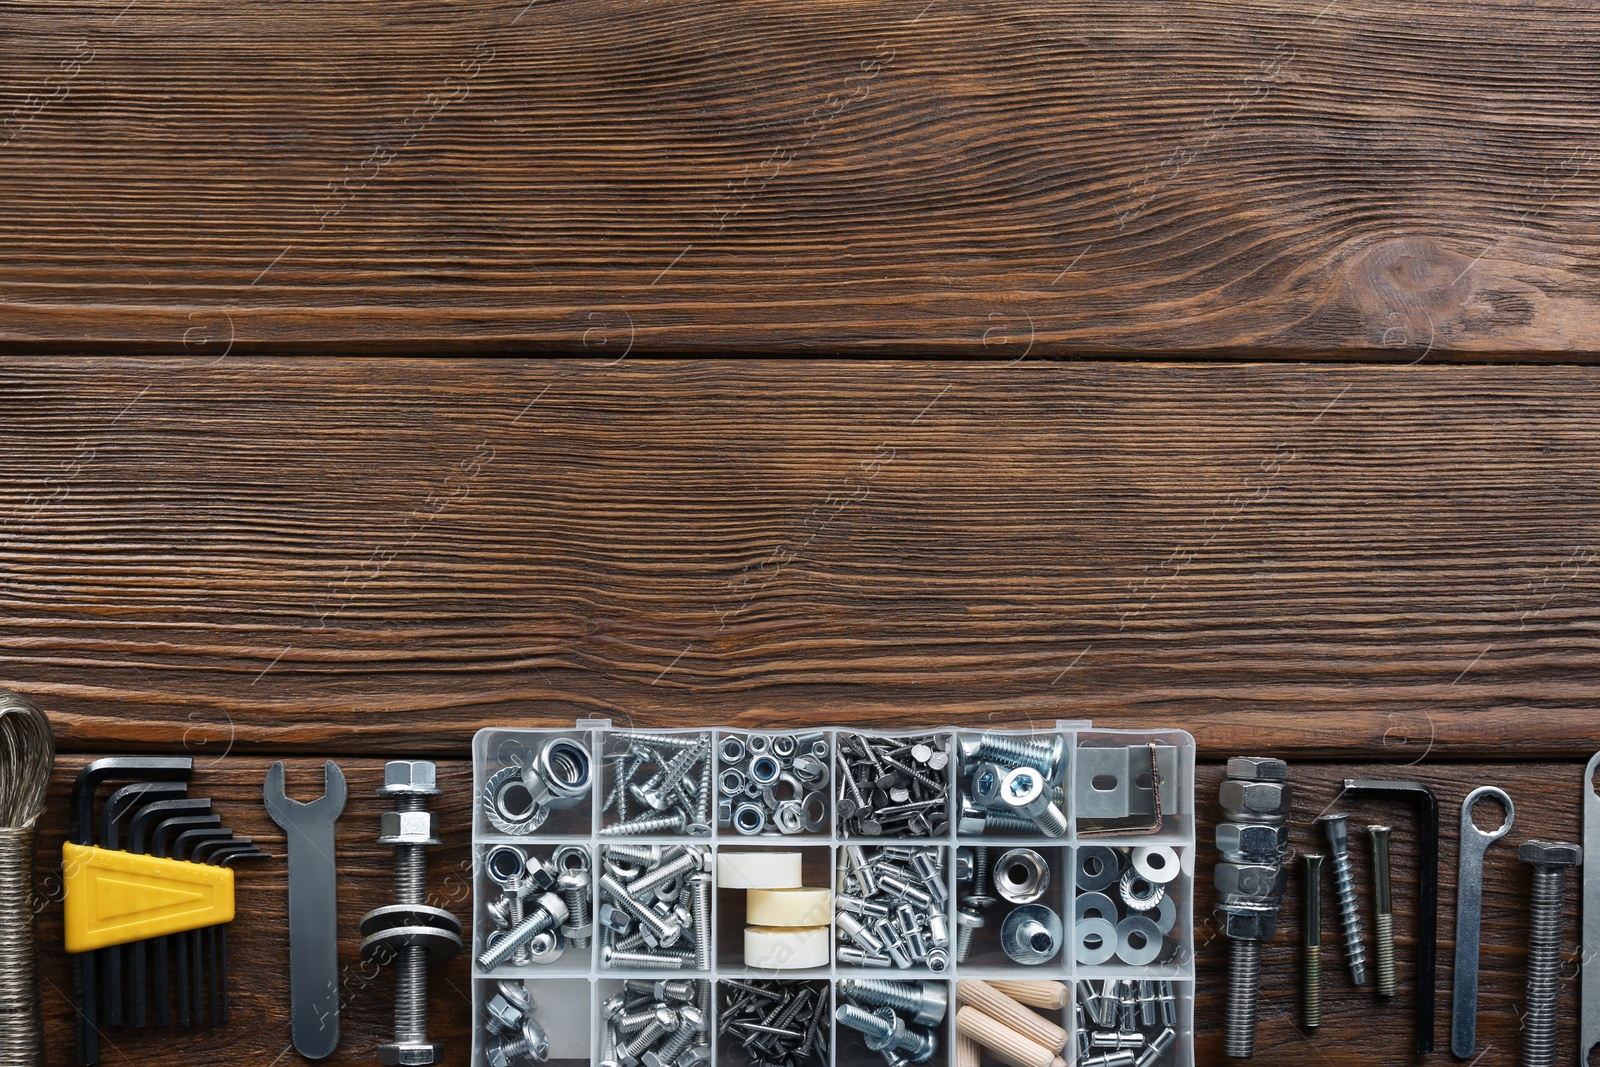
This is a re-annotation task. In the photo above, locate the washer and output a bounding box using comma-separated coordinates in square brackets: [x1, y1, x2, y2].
[1076, 846, 1120, 892]
[1116, 914, 1164, 966]
[802, 791, 828, 832]
[995, 849, 1051, 904]
[1153, 893, 1177, 935]
[1075, 917, 1118, 965]
[1074, 890, 1117, 924]
[1133, 845, 1180, 884]
[1118, 868, 1165, 912]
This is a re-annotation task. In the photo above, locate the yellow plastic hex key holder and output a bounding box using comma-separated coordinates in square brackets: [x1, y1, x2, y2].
[62, 843, 234, 953]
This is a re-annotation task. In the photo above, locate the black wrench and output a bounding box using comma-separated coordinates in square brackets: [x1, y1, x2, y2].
[127, 798, 214, 1027]
[263, 760, 347, 1060]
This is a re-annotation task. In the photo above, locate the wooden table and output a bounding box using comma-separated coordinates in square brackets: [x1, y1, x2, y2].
[5, 359, 1597, 1065]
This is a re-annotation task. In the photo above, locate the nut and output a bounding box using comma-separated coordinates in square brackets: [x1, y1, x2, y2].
[957, 798, 987, 836]
[598, 902, 634, 934]
[525, 856, 560, 891]
[380, 760, 439, 795]
[378, 809, 440, 846]
[1217, 908, 1279, 940]
[1214, 862, 1288, 900]
[1218, 779, 1291, 819]
[1214, 822, 1288, 861]
[1225, 756, 1287, 782]
[1520, 840, 1583, 867]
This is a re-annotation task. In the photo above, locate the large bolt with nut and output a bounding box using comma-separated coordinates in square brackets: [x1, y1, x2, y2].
[1214, 755, 1290, 1060]
[360, 761, 463, 1066]
[1518, 839, 1582, 1067]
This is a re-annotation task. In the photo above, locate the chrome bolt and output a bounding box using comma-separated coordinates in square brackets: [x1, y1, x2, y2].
[1519, 839, 1582, 1067]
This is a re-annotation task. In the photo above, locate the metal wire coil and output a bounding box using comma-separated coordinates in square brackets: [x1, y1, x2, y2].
[0, 690, 54, 1067]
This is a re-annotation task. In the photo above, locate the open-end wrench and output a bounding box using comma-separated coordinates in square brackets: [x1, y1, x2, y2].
[1451, 786, 1513, 1059]
[263, 760, 347, 1061]
[1581, 751, 1600, 1066]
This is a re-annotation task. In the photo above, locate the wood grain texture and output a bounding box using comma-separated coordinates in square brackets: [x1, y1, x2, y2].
[33, 756, 476, 1067]
[6, 358, 1600, 758]
[5, 0, 1600, 354]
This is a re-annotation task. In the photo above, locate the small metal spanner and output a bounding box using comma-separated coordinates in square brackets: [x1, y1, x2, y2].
[263, 760, 347, 1061]
[1451, 785, 1514, 1060]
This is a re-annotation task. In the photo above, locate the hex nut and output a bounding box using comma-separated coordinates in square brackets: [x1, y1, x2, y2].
[957, 798, 987, 836]
[598, 902, 633, 934]
[1217, 908, 1279, 940]
[1218, 779, 1291, 818]
[1225, 756, 1287, 782]
[1520, 840, 1583, 867]
[1214, 862, 1288, 900]
[525, 857, 560, 891]
[955, 849, 974, 883]
[381, 760, 438, 795]
[378, 809, 440, 846]
[377, 1042, 443, 1066]
[1214, 821, 1288, 861]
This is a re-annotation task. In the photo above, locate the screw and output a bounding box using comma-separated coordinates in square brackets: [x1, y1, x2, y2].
[1519, 839, 1583, 1067]
[477, 893, 568, 970]
[835, 1004, 936, 1063]
[1367, 826, 1395, 998]
[620, 1008, 678, 1066]
[960, 733, 1063, 779]
[954, 909, 984, 962]
[600, 811, 688, 836]
[688, 872, 712, 971]
[837, 978, 947, 1027]
[1318, 814, 1367, 987]
[560, 868, 593, 950]
[602, 947, 688, 969]
[1301, 853, 1323, 1029]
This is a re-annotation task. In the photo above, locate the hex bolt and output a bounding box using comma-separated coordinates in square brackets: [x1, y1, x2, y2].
[1368, 826, 1396, 998]
[365, 761, 461, 1067]
[955, 909, 984, 962]
[688, 872, 712, 971]
[559, 868, 593, 950]
[836, 1004, 936, 1062]
[620, 1008, 678, 1066]
[1519, 839, 1583, 1067]
[1216, 756, 1291, 1060]
[1301, 853, 1323, 1030]
[837, 978, 948, 1027]
[644, 1006, 703, 1067]
[600, 872, 681, 948]
[476, 894, 568, 970]
[1319, 814, 1368, 987]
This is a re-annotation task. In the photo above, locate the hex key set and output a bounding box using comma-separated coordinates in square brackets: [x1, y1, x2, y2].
[471, 721, 1197, 1067]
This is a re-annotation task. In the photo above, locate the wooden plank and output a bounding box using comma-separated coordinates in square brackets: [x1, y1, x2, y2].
[4, 358, 1600, 757]
[4, 0, 1600, 354]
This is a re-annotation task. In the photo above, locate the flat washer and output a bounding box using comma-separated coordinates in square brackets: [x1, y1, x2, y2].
[1115, 914, 1163, 966]
[1075, 917, 1117, 965]
[1133, 844, 1180, 884]
[1153, 892, 1177, 935]
[1076, 845, 1120, 892]
[1074, 890, 1117, 923]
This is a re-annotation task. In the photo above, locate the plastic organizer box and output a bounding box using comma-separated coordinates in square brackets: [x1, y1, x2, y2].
[471, 721, 1196, 1067]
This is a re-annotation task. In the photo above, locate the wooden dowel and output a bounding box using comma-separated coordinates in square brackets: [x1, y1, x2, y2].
[986, 979, 1072, 1011]
[957, 980, 1071, 1054]
[955, 1006, 1068, 1067]
[957, 1031, 982, 1067]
